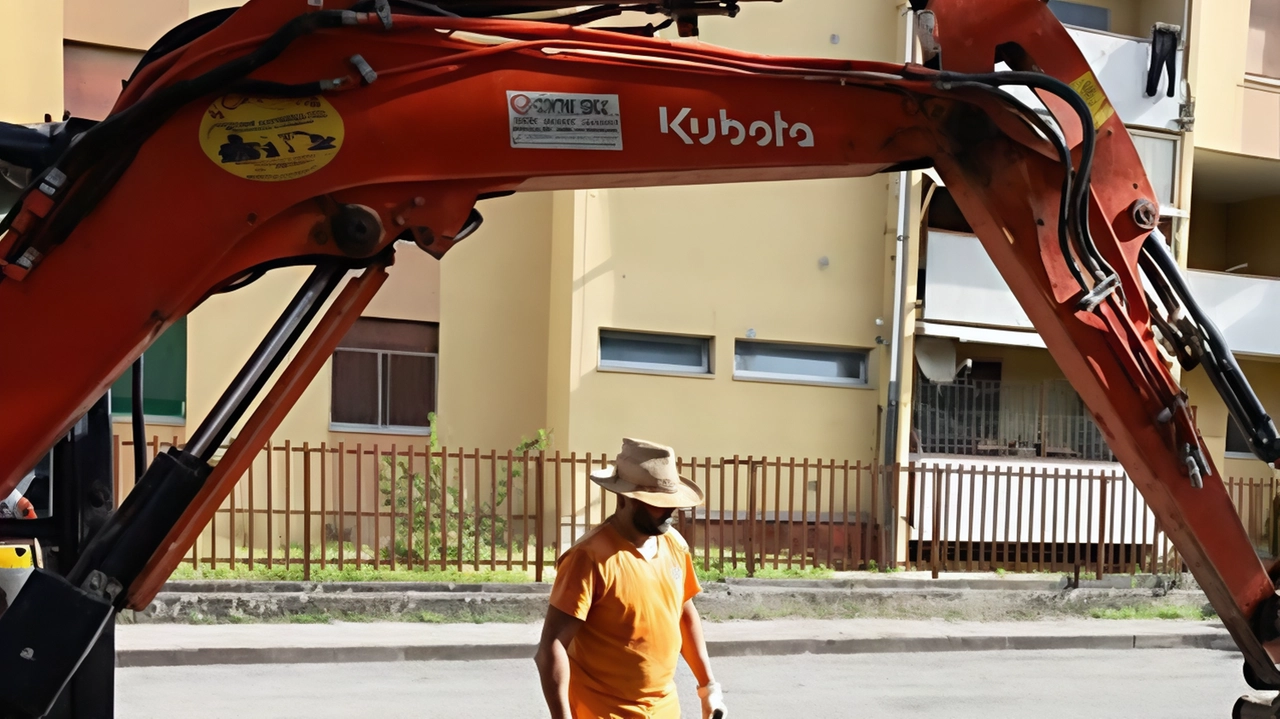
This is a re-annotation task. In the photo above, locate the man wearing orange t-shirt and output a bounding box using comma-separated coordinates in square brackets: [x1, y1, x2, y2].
[535, 438, 728, 719]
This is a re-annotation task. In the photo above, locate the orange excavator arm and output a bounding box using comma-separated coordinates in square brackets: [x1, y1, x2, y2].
[0, 1, 1278, 716]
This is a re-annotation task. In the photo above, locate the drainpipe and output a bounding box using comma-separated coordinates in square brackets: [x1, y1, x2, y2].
[881, 3, 916, 568]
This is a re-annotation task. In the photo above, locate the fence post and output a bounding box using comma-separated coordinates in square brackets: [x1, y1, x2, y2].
[112, 435, 122, 509]
[931, 465, 941, 579]
[746, 457, 757, 578]
[1097, 474, 1109, 580]
[303, 442, 312, 582]
[535, 451, 546, 583]
[1038, 382, 1049, 458]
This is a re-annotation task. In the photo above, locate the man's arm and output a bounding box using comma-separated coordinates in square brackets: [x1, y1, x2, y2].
[681, 599, 727, 719]
[535, 605, 583, 719]
[679, 599, 714, 686]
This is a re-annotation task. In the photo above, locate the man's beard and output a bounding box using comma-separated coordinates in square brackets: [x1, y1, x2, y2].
[632, 507, 676, 536]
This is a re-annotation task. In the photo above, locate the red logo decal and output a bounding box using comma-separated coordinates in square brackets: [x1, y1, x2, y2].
[510, 94, 533, 115]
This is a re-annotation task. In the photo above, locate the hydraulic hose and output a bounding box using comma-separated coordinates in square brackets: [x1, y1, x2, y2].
[1142, 230, 1280, 465]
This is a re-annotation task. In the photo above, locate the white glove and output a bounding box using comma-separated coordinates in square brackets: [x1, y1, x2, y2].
[698, 681, 727, 719]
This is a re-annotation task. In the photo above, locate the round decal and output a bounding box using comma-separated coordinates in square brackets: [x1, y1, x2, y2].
[199, 95, 344, 182]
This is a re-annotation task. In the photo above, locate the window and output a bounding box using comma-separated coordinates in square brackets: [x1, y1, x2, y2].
[599, 330, 711, 375]
[331, 318, 438, 432]
[1130, 131, 1179, 208]
[111, 317, 187, 420]
[1249, 0, 1280, 78]
[1227, 415, 1256, 457]
[734, 340, 869, 387]
[1047, 1, 1111, 32]
[0, 184, 18, 216]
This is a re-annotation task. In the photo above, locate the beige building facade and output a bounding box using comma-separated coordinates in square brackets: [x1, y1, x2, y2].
[914, 0, 1280, 486]
[9, 0, 1279, 559]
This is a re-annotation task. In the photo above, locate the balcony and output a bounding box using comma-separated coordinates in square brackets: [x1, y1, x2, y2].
[912, 377, 1115, 463]
[1000, 27, 1184, 133]
[918, 230, 1041, 348]
[1187, 270, 1280, 359]
[1065, 27, 1185, 132]
[921, 231, 1280, 360]
[996, 26, 1184, 210]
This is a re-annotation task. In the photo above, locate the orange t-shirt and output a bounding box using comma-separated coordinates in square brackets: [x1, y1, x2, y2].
[550, 522, 701, 719]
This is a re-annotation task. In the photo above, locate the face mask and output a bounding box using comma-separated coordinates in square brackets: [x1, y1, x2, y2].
[631, 503, 676, 536]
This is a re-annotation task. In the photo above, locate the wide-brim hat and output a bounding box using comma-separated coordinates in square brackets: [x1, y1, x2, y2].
[590, 438, 705, 509]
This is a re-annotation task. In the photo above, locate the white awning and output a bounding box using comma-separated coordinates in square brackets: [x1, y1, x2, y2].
[916, 321, 1047, 350]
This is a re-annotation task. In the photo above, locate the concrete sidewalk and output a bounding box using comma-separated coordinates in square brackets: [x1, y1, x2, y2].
[142, 572, 1210, 624]
[115, 618, 1236, 668]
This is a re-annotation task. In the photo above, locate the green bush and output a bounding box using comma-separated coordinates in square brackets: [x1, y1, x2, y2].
[692, 558, 835, 583]
[378, 415, 551, 565]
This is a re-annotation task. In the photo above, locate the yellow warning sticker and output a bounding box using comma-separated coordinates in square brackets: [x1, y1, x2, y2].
[1069, 71, 1116, 130]
[0, 546, 32, 569]
[199, 95, 344, 182]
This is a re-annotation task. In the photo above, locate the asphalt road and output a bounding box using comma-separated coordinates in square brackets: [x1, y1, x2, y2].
[118, 648, 1263, 718]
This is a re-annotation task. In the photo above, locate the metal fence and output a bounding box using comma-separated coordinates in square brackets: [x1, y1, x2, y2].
[913, 377, 1115, 462]
[1227, 474, 1280, 559]
[902, 461, 1179, 577]
[111, 437, 1278, 579]
[112, 438, 889, 579]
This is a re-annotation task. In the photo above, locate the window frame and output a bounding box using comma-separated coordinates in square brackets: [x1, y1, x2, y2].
[110, 316, 188, 424]
[329, 346, 438, 436]
[732, 339, 871, 389]
[597, 329, 714, 378]
[1247, 0, 1280, 80]
[1225, 414, 1260, 460]
[1046, 0, 1111, 33]
[1128, 128, 1182, 213]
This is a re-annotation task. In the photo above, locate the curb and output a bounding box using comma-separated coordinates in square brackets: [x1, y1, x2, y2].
[135, 585, 1214, 625]
[161, 581, 552, 595]
[115, 630, 1236, 668]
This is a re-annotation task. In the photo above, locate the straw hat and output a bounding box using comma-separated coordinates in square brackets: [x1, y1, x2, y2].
[590, 438, 705, 509]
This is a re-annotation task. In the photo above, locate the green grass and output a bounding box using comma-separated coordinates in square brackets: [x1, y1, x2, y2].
[264, 609, 534, 625]
[168, 562, 533, 584]
[1089, 605, 1211, 621]
[179, 539, 555, 566]
[285, 612, 335, 624]
[693, 560, 835, 583]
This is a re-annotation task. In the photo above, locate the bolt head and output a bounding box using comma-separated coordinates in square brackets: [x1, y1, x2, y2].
[1130, 199, 1159, 230]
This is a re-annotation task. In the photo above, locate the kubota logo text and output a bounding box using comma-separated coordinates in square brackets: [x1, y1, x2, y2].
[659, 107, 815, 147]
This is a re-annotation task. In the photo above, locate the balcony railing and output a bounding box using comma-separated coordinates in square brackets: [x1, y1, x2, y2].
[921, 230, 1033, 335]
[999, 27, 1184, 132]
[912, 377, 1115, 463]
[1187, 269, 1280, 358]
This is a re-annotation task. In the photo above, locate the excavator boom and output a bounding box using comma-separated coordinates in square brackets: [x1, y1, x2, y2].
[0, 1, 1277, 716]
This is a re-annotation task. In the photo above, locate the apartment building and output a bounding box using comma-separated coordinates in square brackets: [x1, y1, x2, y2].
[1179, 0, 1280, 483]
[10, 0, 1276, 561]
[913, 0, 1190, 467]
[2, 1, 443, 474]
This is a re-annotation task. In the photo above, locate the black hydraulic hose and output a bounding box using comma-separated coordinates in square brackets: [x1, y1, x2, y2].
[1139, 247, 1180, 319]
[2, 9, 353, 262]
[128, 7, 240, 83]
[938, 71, 1115, 283]
[912, 68, 1127, 302]
[64, 10, 351, 177]
[938, 79, 1087, 296]
[352, 0, 459, 17]
[132, 357, 146, 482]
[1142, 231, 1280, 465]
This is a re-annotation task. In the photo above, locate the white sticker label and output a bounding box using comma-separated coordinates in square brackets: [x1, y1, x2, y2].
[508, 91, 622, 151]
